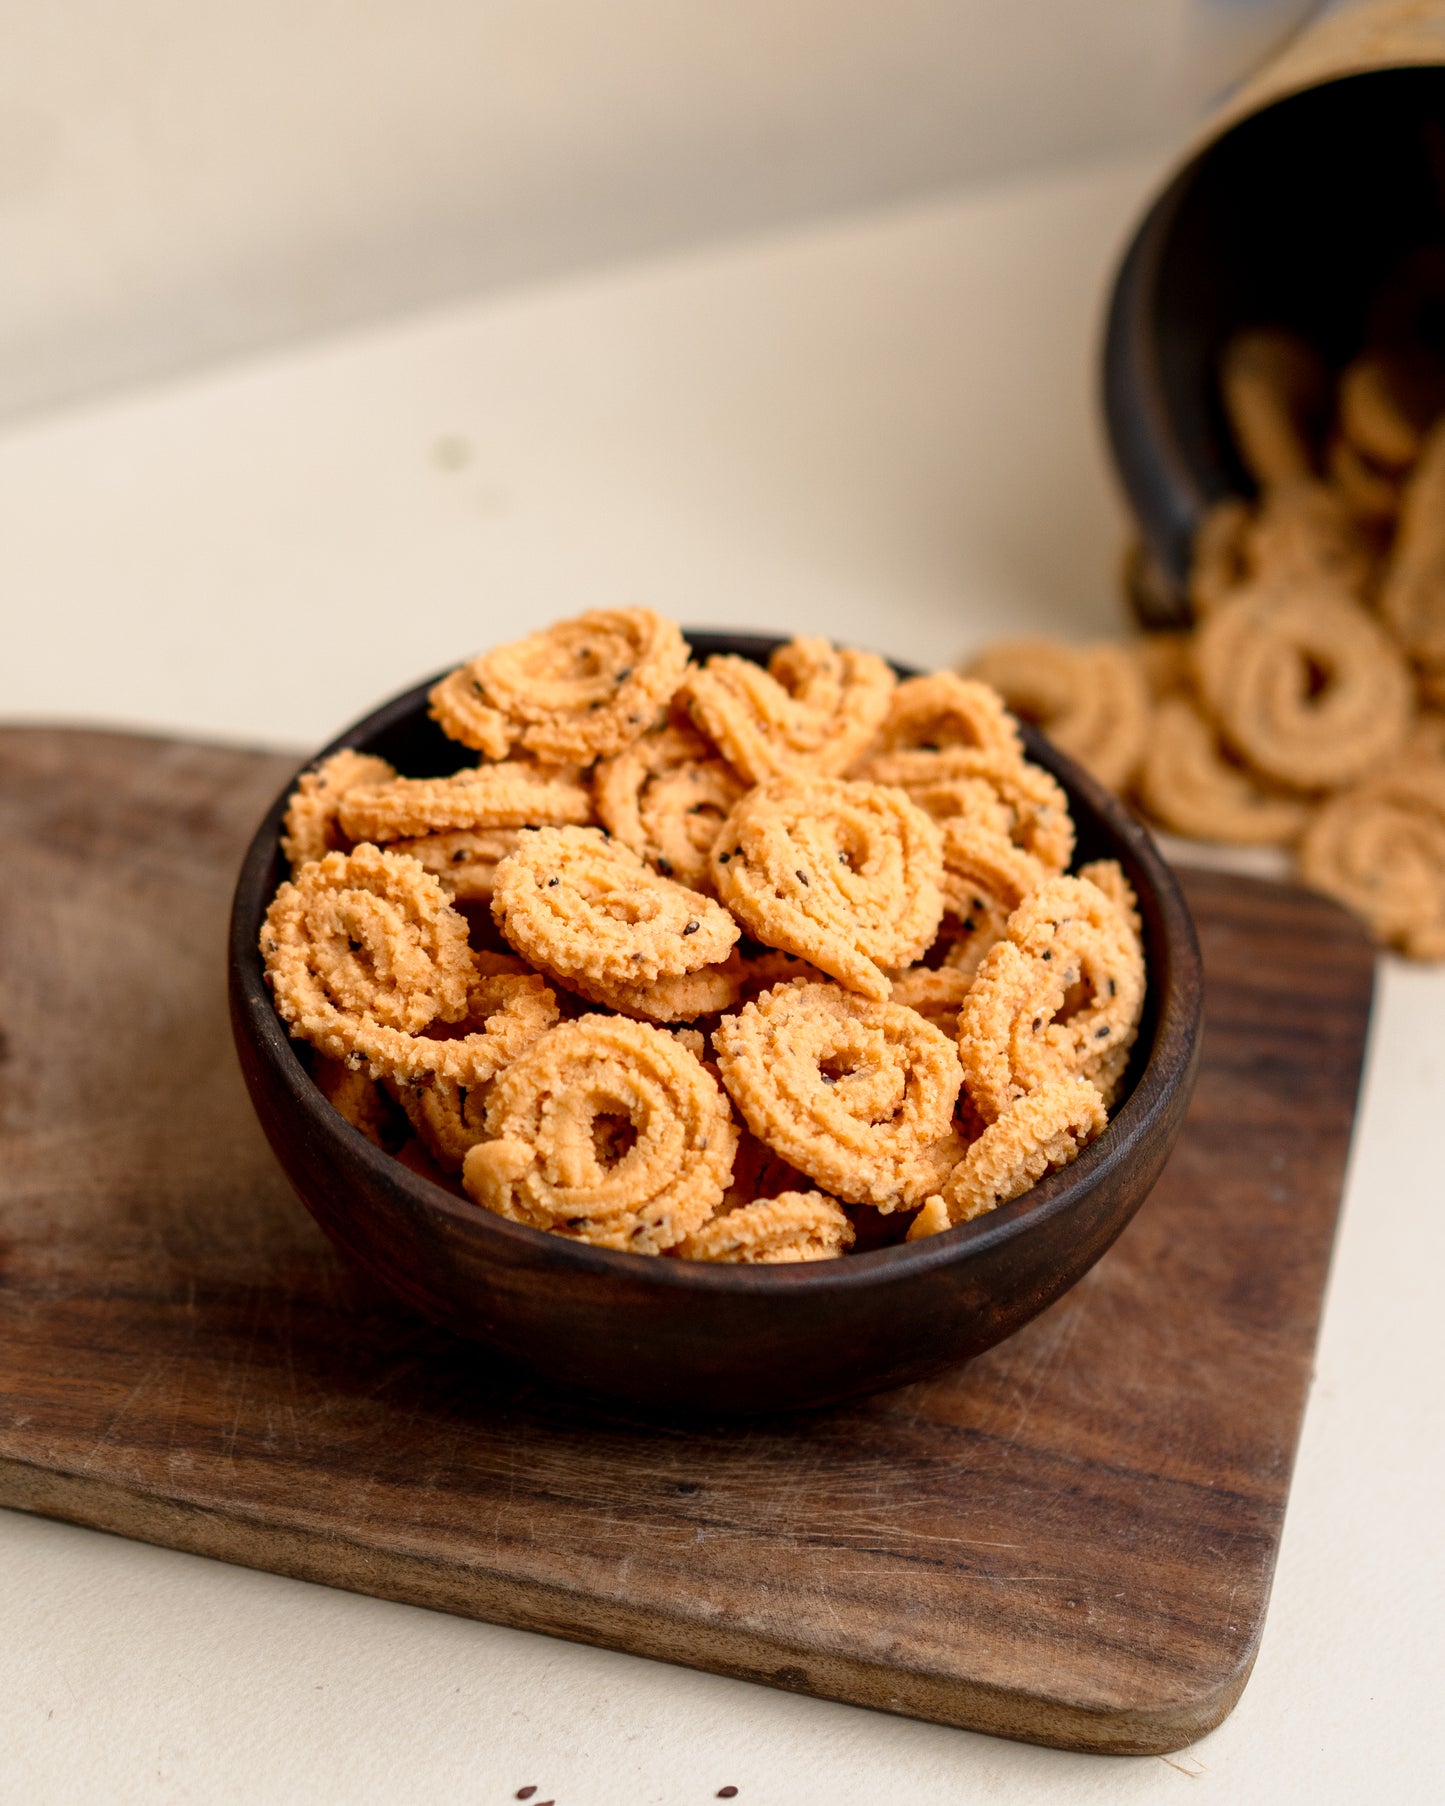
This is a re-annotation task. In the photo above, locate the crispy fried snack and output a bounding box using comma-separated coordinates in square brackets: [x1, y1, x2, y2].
[1193, 586, 1413, 791]
[713, 981, 966, 1209]
[710, 777, 944, 1002]
[261, 846, 554, 1084]
[1338, 347, 1445, 472]
[389, 827, 521, 901]
[1219, 327, 1328, 487]
[281, 749, 398, 868]
[1189, 498, 1254, 617]
[462, 1016, 738, 1254]
[855, 746, 1074, 874]
[1381, 419, 1445, 678]
[1136, 695, 1313, 846]
[887, 965, 976, 1037]
[866, 671, 1022, 763]
[1246, 480, 1376, 602]
[593, 719, 745, 889]
[313, 1055, 397, 1148]
[1298, 765, 1445, 959]
[431, 608, 690, 764]
[336, 763, 592, 843]
[1328, 433, 1403, 528]
[963, 641, 1149, 791]
[491, 825, 738, 994]
[679, 636, 895, 784]
[907, 1077, 1107, 1235]
[936, 820, 1048, 980]
[674, 1191, 855, 1263]
[956, 875, 1144, 1121]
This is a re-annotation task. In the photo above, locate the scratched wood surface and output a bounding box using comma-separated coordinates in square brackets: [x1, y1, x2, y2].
[0, 727, 1375, 1756]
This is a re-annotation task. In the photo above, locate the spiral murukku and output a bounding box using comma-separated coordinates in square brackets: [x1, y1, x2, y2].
[710, 778, 944, 1002]
[679, 636, 895, 784]
[337, 763, 593, 844]
[866, 672, 1022, 764]
[1380, 420, 1445, 675]
[1137, 695, 1313, 846]
[713, 981, 966, 1209]
[1338, 348, 1445, 472]
[674, 1192, 855, 1264]
[855, 746, 1074, 874]
[593, 720, 745, 889]
[1298, 766, 1445, 959]
[1219, 327, 1328, 487]
[907, 1078, 1107, 1236]
[1246, 480, 1375, 602]
[1189, 497, 1253, 617]
[427, 665, 514, 759]
[461, 1016, 738, 1254]
[491, 825, 738, 995]
[1193, 586, 1413, 791]
[936, 820, 1047, 979]
[389, 827, 521, 901]
[888, 965, 976, 1038]
[281, 749, 398, 868]
[963, 641, 1149, 791]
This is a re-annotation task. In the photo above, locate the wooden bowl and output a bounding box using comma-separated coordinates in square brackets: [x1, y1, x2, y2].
[229, 632, 1202, 1414]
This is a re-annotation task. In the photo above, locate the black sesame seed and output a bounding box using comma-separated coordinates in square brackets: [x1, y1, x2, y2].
[616, 666, 633, 681]
[1106, 979, 1117, 997]
[547, 876, 559, 886]
[451, 848, 468, 862]
[1041, 949, 1052, 960]
[1032, 1017, 1042, 1031]
[795, 869, 809, 885]
[717, 851, 730, 864]
[1095, 1026, 1110, 1039]
[682, 920, 700, 935]
[656, 857, 673, 876]
[962, 917, 976, 932]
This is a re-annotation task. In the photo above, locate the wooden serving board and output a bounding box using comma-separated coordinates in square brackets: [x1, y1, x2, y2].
[0, 727, 1375, 1757]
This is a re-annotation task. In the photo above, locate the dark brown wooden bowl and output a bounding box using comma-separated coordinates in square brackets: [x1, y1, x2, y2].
[229, 631, 1202, 1414]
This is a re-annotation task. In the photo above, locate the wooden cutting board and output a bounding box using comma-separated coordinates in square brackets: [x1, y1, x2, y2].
[0, 727, 1375, 1757]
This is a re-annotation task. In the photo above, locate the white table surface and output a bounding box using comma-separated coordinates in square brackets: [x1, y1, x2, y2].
[2, 149, 1442, 1805]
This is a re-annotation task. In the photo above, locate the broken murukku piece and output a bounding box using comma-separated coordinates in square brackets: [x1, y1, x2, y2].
[461, 1016, 738, 1254]
[864, 671, 1022, 764]
[389, 827, 521, 901]
[593, 719, 746, 889]
[1136, 695, 1313, 846]
[712, 980, 967, 1210]
[674, 1191, 855, 1264]
[854, 746, 1074, 874]
[313, 1055, 400, 1149]
[281, 748, 398, 868]
[491, 824, 739, 992]
[679, 636, 895, 784]
[1219, 327, 1329, 488]
[962, 641, 1149, 792]
[1298, 764, 1445, 959]
[336, 763, 593, 843]
[1380, 419, 1445, 679]
[1193, 585, 1414, 791]
[906, 1077, 1107, 1236]
[710, 777, 944, 1002]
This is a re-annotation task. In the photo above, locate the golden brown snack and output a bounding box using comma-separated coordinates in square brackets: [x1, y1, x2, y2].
[1192, 586, 1413, 791]
[907, 1077, 1107, 1235]
[866, 671, 1022, 763]
[713, 980, 966, 1210]
[491, 825, 738, 993]
[1380, 419, 1445, 677]
[1188, 497, 1254, 617]
[1298, 765, 1445, 959]
[963, 641, 1149, 791]
[855, 746, 1074, 875]
[1218, 327, 1328, 487]
[1246, 479, 1376, 602]
[679, 636, 895, 784]
[936, 820, 1048, 979]
[1328, 433, 1403, 528]
[461, 1016, 738, 1254]
[1338, 347, 1445, 472]
[710, 778, 944, 1002]
[389, 827, 521, 901]
[593, 719, 745, 889]
[674, 1191, 855, 1263]
[281, 749, 398, 868]
[313, 1055, 397, 1148]
[426, 665, 513, 759]
[1137, 695, 1313, 846]
[1076, 858, 1142, 943]
[887, 965, 976, 1038]
[336, 764, 592, 844]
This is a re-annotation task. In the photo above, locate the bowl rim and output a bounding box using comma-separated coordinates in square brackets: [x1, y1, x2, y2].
[229, 629, 1202, 1295]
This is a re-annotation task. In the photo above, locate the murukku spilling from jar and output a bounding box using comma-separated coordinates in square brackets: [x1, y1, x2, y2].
[1217, 327, 1329, 489]
[712, 981, 967, 1210]
[963, 641, 1149, 791]
[679, 635, 895, 783]
[710, 777, 944, 1001]
[1135, 695, 1311, 845]
[1380, 419, 1445, 682]
[1298, 765, 1445, 960]
[461, 1016, 738, 1254]
[674, 1191, 855, 1264]
[430, 608, 690, 763]
[593, 719, 745, 889]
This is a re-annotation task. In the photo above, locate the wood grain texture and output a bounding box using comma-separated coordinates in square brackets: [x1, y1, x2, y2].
[0, 727, 1375, 1755]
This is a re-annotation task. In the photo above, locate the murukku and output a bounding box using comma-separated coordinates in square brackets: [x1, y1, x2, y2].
[1380, 419, 1445, 675]
[389, 827, 521, 901]
[281, 749, 398, 868]
[1338, 347, 1445, 472]
[313, 1055, 398, 1148]
[962, 641, 1149, 792]
[710, 778, 944, 1002]
[865, 672, 1022, 764]
[336, 764, 593, 844]
[1189, 497, 1253, 617]
[855, 746, 1074, 874]
[907, 1077, 1107, 1236]
[888, 965, 976, 1038]
[427, 666, 514, 759]
[956, 875, 1144, 1122]
[1328, 433, 1403, 528]
[1298, 765, 1445, 959]
[936, 820, 1048, 980]
[593, 719, 745, 889]
[1192, 585, 1413, 790]
[1136, 695, 1313, 846]
[712, 981, 966, 1209]
[1219, 327, 1328, 487]
[461, 1016, 738, 1254]
[491, 825, 738, 992]
[679, 636, 895, 784]
[1246, 480, 1375, 602]
[674, 1192, 855, 1264]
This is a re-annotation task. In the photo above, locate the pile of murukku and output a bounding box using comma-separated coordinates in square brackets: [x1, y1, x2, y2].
[964, 264, 1445, 961]
[260, 606, 1148, 1259]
